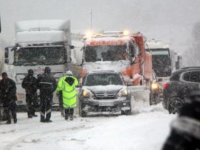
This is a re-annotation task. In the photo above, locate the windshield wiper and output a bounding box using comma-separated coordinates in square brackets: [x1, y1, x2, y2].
[23, 62, 38, 66]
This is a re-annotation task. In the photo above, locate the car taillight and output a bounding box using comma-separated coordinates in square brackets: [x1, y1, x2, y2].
[163, 83, 169, 90]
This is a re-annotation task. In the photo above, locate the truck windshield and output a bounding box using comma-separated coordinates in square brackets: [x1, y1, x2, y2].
[84, 73, 123, 86]
[151, 49, 171, 77]
[14, 46, 66, 65]
[84, 45, 127, 62]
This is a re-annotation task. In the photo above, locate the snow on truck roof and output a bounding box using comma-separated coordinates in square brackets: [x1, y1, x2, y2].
[16, 31, 67, 44]
[85, 36, 131, 46]
[15, 20, 71, 44]
[145, 39, 169, 49]
[15, 20, 70, 32]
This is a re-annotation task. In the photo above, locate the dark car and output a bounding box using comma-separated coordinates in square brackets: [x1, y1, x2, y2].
[79, 70, 131, 117]
[163, 67, 200, 113]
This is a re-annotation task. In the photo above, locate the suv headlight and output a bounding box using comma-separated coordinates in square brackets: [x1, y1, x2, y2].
[118, 87, 128, 97]
[151, 83, 159, 90]
[82, 89, 93, 98]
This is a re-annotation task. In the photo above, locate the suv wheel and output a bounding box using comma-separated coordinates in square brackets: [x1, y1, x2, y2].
[168, 96, 184, 114]
[149, 92, 160, 105]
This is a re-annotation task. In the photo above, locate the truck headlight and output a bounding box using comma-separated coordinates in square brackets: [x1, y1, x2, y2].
[82, 89, 93, 98]
[118, 87, 128, 97]
[151, 83, 159, 90]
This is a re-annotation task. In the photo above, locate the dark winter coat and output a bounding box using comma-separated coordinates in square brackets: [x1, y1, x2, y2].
[162, 99, 200, 150]
[37, 73, 57, 95]
[0, 78, 17, 107]
[22, 75, 37, 95]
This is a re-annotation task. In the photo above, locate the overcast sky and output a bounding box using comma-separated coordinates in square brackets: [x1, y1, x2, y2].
[1, 0, 200, 60]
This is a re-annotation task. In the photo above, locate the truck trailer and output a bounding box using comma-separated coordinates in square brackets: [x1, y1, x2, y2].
[3, 20, 72, 107]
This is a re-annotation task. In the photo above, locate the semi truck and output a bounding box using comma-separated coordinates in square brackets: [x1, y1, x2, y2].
[80, 30, 153, 87]
[146, 39, 183, 105]
[3, 20, 73, 107]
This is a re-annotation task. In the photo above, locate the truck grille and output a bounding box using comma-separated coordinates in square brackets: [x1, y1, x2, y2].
[94, 91, 117, 99]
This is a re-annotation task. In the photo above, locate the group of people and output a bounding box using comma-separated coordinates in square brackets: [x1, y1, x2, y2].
[0, 67, 78, 124]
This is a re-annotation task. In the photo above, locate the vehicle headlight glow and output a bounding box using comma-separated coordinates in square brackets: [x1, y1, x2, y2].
[84, 30, 94, 39]
[151, 83, 159, 90]
[123, 30, 130, 36]
[118, 87, 128, 97]
[82, 89, 93, 98]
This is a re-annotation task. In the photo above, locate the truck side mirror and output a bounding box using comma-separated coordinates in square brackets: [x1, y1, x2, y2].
[70, 45, 75, 49]
[4, 48, 9, 64]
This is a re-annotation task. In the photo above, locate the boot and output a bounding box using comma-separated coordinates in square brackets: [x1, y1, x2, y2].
[65, 109, 69, 120]
[70, 115, 73, 121]
[32, 113, 38, 117]
[6, 120, 11, 124]
[45, 119, 52, 123]
[40, 115, 46, 122]
[65, 115, 68, 120]
[28, 112, 32, 118]
[14, 118, 17, 124]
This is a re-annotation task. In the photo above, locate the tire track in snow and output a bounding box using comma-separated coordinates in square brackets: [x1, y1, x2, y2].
[4, 122, 93, 150]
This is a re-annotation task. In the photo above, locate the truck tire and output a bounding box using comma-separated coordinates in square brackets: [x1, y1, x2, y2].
[149, 92, 156, 105]
[124, 110, 131, 115]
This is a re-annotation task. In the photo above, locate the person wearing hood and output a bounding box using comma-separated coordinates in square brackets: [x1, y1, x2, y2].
[37, 67, 56, 123]
[22, 69, 38, 118]
[162, 90, 200, 150]
[56, 70, 78, 120]
[0, 72, 17, 124]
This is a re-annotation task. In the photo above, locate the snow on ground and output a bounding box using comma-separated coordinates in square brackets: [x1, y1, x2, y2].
[0, 94, 176, 150]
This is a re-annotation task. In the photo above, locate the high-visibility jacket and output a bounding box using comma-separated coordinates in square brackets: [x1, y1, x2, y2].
[56, 75, 78, 108]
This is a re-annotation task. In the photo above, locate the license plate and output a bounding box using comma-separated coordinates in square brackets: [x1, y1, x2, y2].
[99, 102, 114, 106]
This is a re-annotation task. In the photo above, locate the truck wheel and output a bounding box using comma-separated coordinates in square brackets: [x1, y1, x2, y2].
[122, 108, 131, 115]
[149, 93, 155, 105]
[125, 110, 131, 115]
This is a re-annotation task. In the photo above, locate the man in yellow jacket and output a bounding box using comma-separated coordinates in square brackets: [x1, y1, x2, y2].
[56, 71, 78, 120]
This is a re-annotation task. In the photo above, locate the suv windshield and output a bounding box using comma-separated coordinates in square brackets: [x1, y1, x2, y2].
[84, 45, 127, 62]
[14, 46, 66, 65]
[84, 73, 123, 86]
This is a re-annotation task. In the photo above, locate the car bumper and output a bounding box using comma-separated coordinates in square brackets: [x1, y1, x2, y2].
[80, 97, 131, 114]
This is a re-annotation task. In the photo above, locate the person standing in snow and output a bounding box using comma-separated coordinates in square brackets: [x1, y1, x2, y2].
[0, 72, 17, 124]
[162, 90, 200, 150]
[56, 70, 78, 120]
[37, 67, 56, 123]
[22, 69, 38, 118]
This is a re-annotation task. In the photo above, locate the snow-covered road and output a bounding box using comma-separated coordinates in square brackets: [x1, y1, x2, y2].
[0, 102, 176, 150]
